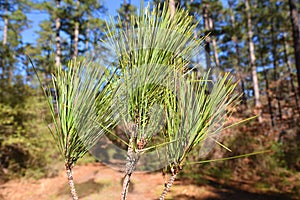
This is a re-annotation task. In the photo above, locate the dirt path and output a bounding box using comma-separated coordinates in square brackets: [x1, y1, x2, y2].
[0, 163, 172, 200]
[0, 163, 294, 200]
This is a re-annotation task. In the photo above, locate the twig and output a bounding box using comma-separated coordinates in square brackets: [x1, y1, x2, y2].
[65, 163, 79, 200]
[159, 166, 179, 200]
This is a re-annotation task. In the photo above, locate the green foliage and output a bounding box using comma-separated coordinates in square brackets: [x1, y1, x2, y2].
[104, 3, 203, 151]
[0, 3, 299, 200]
[164, 72, 239, 170]
[116, 1, 137, 29]
[0, 77, 55, 180]
[25, 19, 55, 78]
[271, 142, 288, 169]
[183, 117, 300, 198]
[279, 129, 300, 170]
[106, 2, 201, 69]
[106, 1, 241, 174]
[42, 59, 113, 166]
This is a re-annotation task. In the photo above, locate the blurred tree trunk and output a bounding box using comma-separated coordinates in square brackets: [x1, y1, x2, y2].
[259, 36, 275, 127]
[203, 3, 211, 70]
[55, 0, 61, 68]
[245, 0, 262, 122]
[73, 0, 80, 59]
[2, 0, 8, 46]
[1, 0, 8, 80]
[124, 0, 129, 31]
[288, 0, 300, 95]
[169, 0, 175, 18]
[85, 15, 90, 52]
[257, 23, 274, 126]
[209, 17, 219, 68]
[271, 19, 282, 121]
[263, 68, 275, 127]
[283, 31, 300, 113]
[229, 0, 247, 107]
[2, 0, 12, 84]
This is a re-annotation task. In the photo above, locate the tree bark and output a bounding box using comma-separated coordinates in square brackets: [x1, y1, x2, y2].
[121, 145, 140, 200]
[121, 125, 139, 200]
[265, 70, 275, 127]
[3, 0, 8, 46]
[73, 0, 80, 59]
[229, 1, 247, 107]
[254, 16, 274, 126]
[203, 3, 211, 70]
[245, 0, 262, 122]
[159, 168, 178, 200]
[1, 0, 8, 80]
[65, 163, 79, 200]
[283, 31, 300, 113]
[209, 17, 219, 68]
[55, 0, 61, 68]
[288, 0, 300, 95]
[263, 66, 275, 127]
[271, 19, 282, 121]
[256, 26, 275, 127]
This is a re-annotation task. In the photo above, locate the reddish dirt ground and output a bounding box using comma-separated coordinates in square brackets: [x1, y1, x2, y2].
[0, 163, 295, 200]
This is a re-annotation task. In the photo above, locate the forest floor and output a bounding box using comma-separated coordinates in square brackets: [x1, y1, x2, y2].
[0, 162, 297, 200]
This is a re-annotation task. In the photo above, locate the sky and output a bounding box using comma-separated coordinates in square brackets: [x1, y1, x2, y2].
[10, 0, 227, 45]
[22, 0, 144, 44]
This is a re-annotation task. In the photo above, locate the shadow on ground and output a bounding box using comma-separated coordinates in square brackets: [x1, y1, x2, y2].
[57, 179, 108, 198]
[171, 179, 293, 200]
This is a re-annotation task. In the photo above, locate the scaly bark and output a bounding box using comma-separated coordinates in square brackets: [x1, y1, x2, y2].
[65, 163, 79, 200]
[121, 146, 139, 200]
[121, 125, 140, 200]
[159, 167, 178, 200]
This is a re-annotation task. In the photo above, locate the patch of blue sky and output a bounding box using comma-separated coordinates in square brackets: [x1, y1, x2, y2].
[19, 0, 144, 45]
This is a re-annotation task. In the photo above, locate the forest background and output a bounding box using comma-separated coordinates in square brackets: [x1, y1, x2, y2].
[0, 0, 300, 199]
